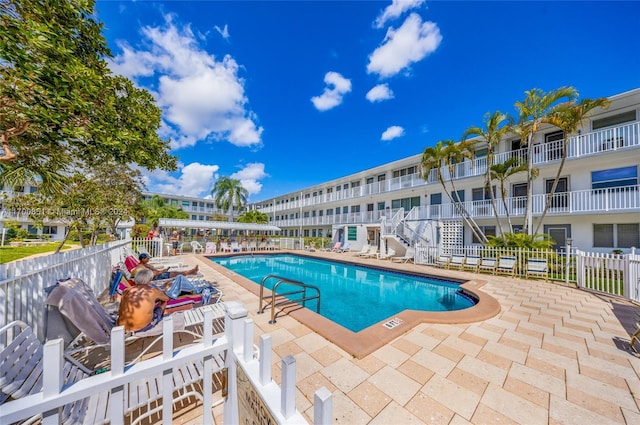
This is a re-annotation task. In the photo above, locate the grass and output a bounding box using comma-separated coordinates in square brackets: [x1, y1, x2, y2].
[0, 242, 77, 264]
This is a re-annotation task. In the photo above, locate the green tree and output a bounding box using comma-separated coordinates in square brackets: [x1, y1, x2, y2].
[489, 157, 530, 234]
[0, 0, 176, 193]
[419, 139, 487, 243]
[211, 177, 248, 221]
[140, 195, 188, 228]
[237, 210, 269, 224]
[463, 111, 512, 236]
[533, 97, 610, 234]
[513, 87, 578, 234]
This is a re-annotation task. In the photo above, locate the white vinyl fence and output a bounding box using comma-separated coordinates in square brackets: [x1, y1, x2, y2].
[576, 250, 640, 303]
[0, 303, 332, 425]
[0, 240, 129, 337]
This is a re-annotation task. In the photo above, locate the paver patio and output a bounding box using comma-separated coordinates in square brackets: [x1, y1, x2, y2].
[177, 250, 640, 424]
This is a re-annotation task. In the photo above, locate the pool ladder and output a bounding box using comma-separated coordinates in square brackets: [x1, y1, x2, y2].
[257, 274, 321, 324]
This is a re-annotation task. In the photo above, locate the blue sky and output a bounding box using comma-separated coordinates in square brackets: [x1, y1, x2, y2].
[96, 0, 640, 202]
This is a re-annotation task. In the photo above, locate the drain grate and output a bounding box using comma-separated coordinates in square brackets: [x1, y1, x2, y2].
[383, 317, 404, 329]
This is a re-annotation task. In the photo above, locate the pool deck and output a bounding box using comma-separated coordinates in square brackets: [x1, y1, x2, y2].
[181, 249, 640, 424]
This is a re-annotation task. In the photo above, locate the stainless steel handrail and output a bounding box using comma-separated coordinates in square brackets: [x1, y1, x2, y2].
[257, 274, 321, 324]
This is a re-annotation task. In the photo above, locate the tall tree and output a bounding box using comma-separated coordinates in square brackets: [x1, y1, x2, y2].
[489, 157, 530, 234]
[0, 0, 176, 193]
[419, 139, 487, 244]
[513, 87, 578, 234]
[211, 177, 248, 222]
[140, 195, 188, 228]
[532, 97, 610, 234]
[463, 111, 512, 236]
[237, 210, 269, 224]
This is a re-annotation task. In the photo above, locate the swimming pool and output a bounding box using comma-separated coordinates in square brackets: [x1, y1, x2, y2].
[211, 254, 475, 332]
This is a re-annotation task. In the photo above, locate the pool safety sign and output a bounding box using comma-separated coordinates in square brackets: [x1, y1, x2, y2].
[236, 361, 278, 425]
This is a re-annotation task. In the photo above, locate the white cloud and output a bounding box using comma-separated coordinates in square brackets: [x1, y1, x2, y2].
[215, 24, 230, 39]
[142, 162, 220, 197]
[381, 125, 405, 141]
[311, 71, 352, 111]
[367, 13, 442, 78]
[366, 83, 395, 103]
[374, 0, 426, 28]
[230, 163, 268, 196]
[108, 14, 263, 150]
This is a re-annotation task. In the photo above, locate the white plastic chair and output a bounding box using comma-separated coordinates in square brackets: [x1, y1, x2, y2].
[190, 241, 204, 254]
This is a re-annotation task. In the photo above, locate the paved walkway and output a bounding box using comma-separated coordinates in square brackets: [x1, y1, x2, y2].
[181, 251, 640, 424]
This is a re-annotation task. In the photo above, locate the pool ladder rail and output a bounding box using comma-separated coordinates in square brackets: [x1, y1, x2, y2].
[257, 274, 321, 324]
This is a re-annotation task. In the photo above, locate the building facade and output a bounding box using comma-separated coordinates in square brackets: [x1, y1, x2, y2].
[251, 88, 640, 254]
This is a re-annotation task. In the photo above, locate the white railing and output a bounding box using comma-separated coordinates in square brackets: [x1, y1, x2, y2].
[256, 121, 639, 215]
[413, 244, 576, 283]
[576, 249, 640, 303]
[0, 240, 129, 338]
[0, 304, 332, 425]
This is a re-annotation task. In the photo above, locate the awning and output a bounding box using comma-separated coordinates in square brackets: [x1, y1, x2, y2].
[158, 218, 281, 232]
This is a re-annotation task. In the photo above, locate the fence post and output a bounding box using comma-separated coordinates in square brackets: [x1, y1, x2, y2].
[281, 355, 296, 419]
[42, 339, 64, 425]
[223, 302, 248, 425]
[314, 387, 332, 425]
[565, 240, 572, 286]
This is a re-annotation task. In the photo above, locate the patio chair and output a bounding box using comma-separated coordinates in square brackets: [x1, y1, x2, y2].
[190, 241, 204, 254]
[436, 255, 451, 268]
[361, 246, 379, 258]
[231, 242, 240, 252]
[495, 256, 517, 277]
[338, 242, 351, 252]
[526, 258, 549, 281]
[449, 254, 466, 270]
[352, 244, 370, 256]
[324, 242, 341, 252]
[205, 242, 217, 254]
[390, 247, 414, 263]
[478, 257, 497, 274]
[248, 241, 257, 251]
[462, 255, 481, 273]
[377, 247, 396, 260]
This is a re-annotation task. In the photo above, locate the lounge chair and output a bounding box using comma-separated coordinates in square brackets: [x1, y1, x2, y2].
[352, 244, 370, 256]
[377, 247, 396, 260]
[361, 246, 379, 258]
[248, 241, 257, 251]
[495, 256, 517, 276]
[478, 257, 497, 274]
[449, 254, 466, 270]
[390, 247, 414, 263]
[338, 242, 351, 252]
[462, 255, 481, 273]
[322, 242, 340, 252]
[436, 255, 451, 268]
[526, 258, 549, 281]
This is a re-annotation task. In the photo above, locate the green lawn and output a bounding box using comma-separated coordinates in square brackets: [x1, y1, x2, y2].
[0, 243, 77, 264]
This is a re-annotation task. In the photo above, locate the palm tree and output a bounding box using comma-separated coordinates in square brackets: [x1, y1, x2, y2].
[463, 111, 512, 236]
[489, 157, 530, 234]
[211, 176, 248, 221]
[514, 87, 578, 234]
[419, 139, 487, 244]
[141, 195, 188, 228]
[533, 97, 610, 234]
[237, 210, 269, 224]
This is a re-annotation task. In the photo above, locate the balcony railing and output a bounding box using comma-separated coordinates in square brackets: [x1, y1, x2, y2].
[259, 121, 639, 214]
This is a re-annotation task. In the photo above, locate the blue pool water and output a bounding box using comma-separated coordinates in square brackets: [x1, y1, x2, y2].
[211, 254, 475, 332]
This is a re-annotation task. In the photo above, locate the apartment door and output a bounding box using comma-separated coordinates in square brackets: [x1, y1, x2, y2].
[544, 224, 571, 250]
[545, 177, 568, 210]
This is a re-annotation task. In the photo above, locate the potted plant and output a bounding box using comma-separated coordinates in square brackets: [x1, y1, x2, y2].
[612, 249, 623, 255]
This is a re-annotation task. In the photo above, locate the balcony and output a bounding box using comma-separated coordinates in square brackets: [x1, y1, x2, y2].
[258, 121, 639, 215]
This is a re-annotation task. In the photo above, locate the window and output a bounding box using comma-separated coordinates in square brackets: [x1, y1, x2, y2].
[312, 191, 317, 197]
[594, 223, 640, 248]
[183, 201, 191, 206]
[336, 185, 341, 191]
[546, 177, 568, 209]
[327, 187, 333, 194]
[326, 209, 333, 216]
[544, 130, 564, 160]
[366, 177, 374, 185]
[305, 193, 310, 199]
[591, 166, 638, 190]
[367, 203, 374, 212]
[392, 166, 418, 178]
[27, 225, 38, 235]
[343, 184, 349, 190]
[342, 206, 348, 214]
[472, 226, 496, 244]
[347, 226, 357, 241]
[391, 196, 420, 211]
[43, 226, 57, 235]
[475, 148, 488, 158]
[351, 181, 360, 188]
[350, 205, 360, 213]
[511, 183, 527, 209]
[335, 207, 340, 215]
[592, 111, 636, 130]
[377, 202, 385, 210]
[451, 190, 464, 203]
[430, 193, 442, 205]
[377, 174, 386, 182]
[472, 186, 494, 201]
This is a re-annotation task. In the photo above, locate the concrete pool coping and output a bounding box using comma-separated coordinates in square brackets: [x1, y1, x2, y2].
[204, 251, 501, 359]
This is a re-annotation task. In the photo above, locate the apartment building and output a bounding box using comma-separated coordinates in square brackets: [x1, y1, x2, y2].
[251, 88, 640, 254]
